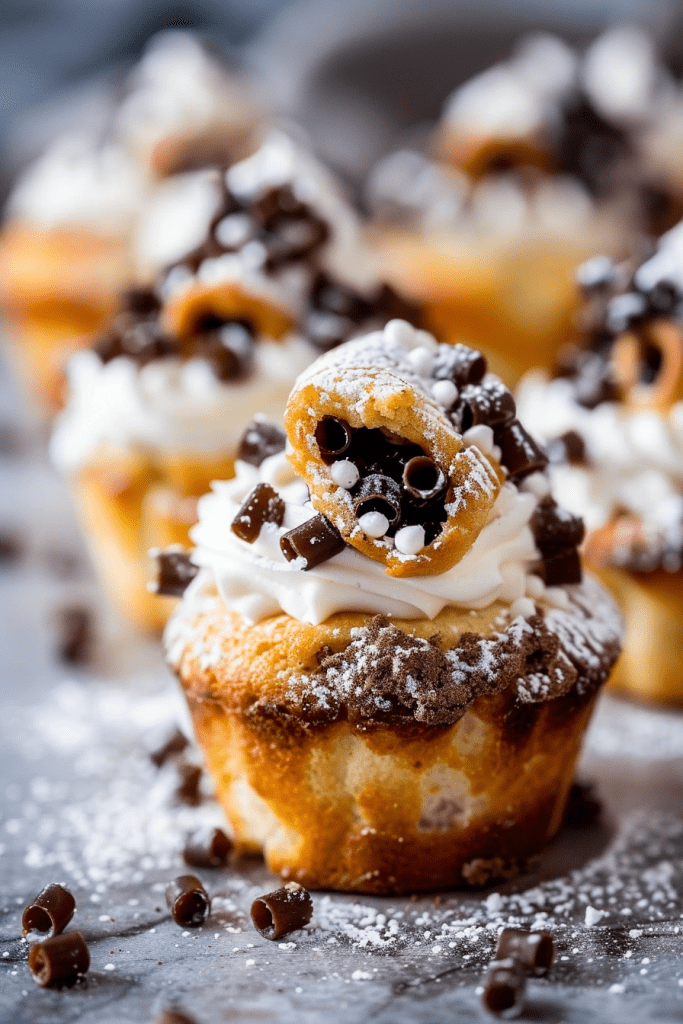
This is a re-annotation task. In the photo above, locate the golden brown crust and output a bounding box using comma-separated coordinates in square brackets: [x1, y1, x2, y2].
[162, 282, 294, 343]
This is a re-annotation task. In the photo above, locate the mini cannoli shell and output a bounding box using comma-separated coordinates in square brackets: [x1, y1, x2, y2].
[285, 340, 503, 577]
[162, 282, 294, 342]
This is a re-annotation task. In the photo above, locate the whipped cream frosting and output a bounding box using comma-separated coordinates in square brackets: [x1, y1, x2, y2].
[516, 372, 683, 538]
[6, 134, 147, 235]
[189, 450, 555, 627]
[50, 337, 311, 471]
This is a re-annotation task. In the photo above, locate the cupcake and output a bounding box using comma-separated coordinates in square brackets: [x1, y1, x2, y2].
[114, 30, 264, 181]
[516, 229, 683, 704]
[0, 134, 146, 411]
[51, 136, 420, 632]
[368, 27, 679, 385]
[163, 320, 622, 894]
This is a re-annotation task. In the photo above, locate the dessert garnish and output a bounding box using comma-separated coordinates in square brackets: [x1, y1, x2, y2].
[151, 549, 199, 599]
[54, 605, 93, 665]
[481, 957, 526, 1018]
[495, 928, 555, 976]
[165, 875, 210, 928]
[183, 827, 233, 869]
[22, 883, 75, 938]
[279, 514, 346, 569]
[237, 418, 286, 467]
[28, 931, 90, 988]
[149, 727, 189, 768]
[250, 883, 313, 940]
[173, 760, 203, 806]
[231, 484, 285, 544]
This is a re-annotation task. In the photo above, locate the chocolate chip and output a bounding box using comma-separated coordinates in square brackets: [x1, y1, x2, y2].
[310, 272, 371, 322]
[165, 876, 210, 928]
[183, 827, 233, 869]
[432, 343, 487, 386]
[531, 497, 585, 552]
[353, 473, 402, 527]
[0, 529, 23, 563]
[231, 483, 285, 544]
[153, 549, 199, 598]
[237, 419, 286, 467]
[315, 416, 353, 460]
[120, 287, 161, 317]
[493, 419, 549, 479]
[252, 185, 307, 228]
[495, 928, 555, 977]
[174, 761, 203, 806]
[54, 606, 93, 665]
[250, 883, 313, 940]
[455, 380, 516, 432]
[280, 515, 346, 570]
[22, 884, 75, 938]
[559, 430, 587, 466]
[402, 457, 446, 505]
[534, 546, 582, 587]
[564, 780, 602, 828]
[28, 932, 90, 988]
[149, 728, 189, 768]
[481, 957, 526, 1018]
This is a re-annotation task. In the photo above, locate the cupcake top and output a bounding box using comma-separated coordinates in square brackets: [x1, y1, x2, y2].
[182, 321, 592, 626]
[4, 134, 147, 235]
[516, 227, 683, 573]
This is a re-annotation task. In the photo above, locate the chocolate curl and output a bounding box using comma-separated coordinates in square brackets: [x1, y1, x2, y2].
[231, 483, 285, 544]
[28, 932, 90, 988]
[534, 546, 582, 587]
[166, 876, 210, 928]
[353, 474, 402, 526]
[495, 928, 555, 977]
[402, 457, 447, 505]
[174, 761, 203, 806]
[481, 957, 526, 1018]
[55, 606, 93, 665]
[531, 498, 585, 551]
[494, 419, 549, 479]
[432, 343, 487, 386]
[22, 884, 75, 937]
[250, 882, 313, 940]
[314, 416, 353, 461]
[149, 727, 189, 768]
[237, 419, 286, 467]
[457, 381, 516, 431]
[183, 827, 233, 868]
[152, 549, 199, 598]
[280, 515, 345, 570]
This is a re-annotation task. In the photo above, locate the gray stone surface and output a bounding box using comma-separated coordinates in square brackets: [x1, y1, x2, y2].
[1, 350, 683, 1024]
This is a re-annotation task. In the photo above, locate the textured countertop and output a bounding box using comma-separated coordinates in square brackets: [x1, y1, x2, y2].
[1, 350, 683, 1024]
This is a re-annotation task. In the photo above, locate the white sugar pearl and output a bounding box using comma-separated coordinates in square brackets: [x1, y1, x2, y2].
[510, 596, 536, 619]
[383, 319, 415, 347]
[330, 460, 359, 489]
[214, 213, 253, 248]
[358, 511, 389, 538]
[394, 525, 426, 555]
[407, 346, 434, 377]
[463, 424, 495, 455]
[521, 471, 551, 498]
[431, 379, 458, 408]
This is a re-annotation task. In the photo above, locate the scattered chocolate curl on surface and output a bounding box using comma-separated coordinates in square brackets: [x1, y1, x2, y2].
[28, 932, 90, 988]
[22, 883, 75, 937]
[481, 957, 526, 1018]
[250, 882, 313, 940]
[183, 827, 233, 868]
[166, 876, 210, 928]
[495, 928, 555, 976]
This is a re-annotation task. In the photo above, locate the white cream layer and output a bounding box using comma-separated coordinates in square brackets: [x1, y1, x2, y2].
[7, 134, 147, 235]
[189, 451, 548, 627]
[517, 371, 683, 536]
[51, 338, 311, 472]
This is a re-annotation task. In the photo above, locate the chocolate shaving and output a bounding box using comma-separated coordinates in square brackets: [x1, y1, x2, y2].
[54, 605, 93, 665]
[154, 550, 199, 598]
[534, 546, 582, 587]
[495, 928, 555, 976]
[183, 826, 233, 868]
[22, 884, 75, 938]
[174, 761, 203, 806]
[280, 515, 345, 570]
[354, 473, 403, 526]
[150, 727, 189, 768]
[315, 416, 353, 460]
[166, 876, 210, 928]
[564, 780, 603, 828]
[494, 419, 549, 479]
[432, 343, 487, 386]
[250, 883, 313, 940]
[531, 497, 585, 551]
[231, 483, 285, 544]
[455, 380, 516, 432]
[237, 419, 286, 467]
[28, 932, 90, 988]
[481, 957, 526, 1018]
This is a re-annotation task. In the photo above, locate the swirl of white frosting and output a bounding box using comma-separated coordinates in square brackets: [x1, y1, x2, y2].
[189, 450, 549, 627]
[516, 371, 683, 536]
[7, 134, 147, 235]
[50, 338, 312, 472]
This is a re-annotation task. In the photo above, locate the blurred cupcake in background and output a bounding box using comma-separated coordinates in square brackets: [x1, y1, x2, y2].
[51, 133, 421, 632]
[516, 224, 683, 705]
[368, 26, 682, 385]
